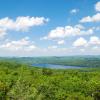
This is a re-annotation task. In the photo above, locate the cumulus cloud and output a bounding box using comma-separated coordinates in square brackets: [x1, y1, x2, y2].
[80, 13, 100, 23]
[73, 36, 100, 47]
[0, 16, 49, 31]
[57, 40, 65, 45]
[70, 9, 79, 14]
[73, 37, 87, 47]
[0, 37, 36, 51]
[43, 25, 93, 39]
[95, 1, 100, 12]
[0, 28, 7, 38]
[89, 36, 100, 45]
[80, 1, 100, 23]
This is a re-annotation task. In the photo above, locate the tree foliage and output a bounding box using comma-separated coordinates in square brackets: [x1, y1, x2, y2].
[0, 61, 100, 100]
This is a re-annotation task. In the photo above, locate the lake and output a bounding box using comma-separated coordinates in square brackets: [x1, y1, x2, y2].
[32, 63, 83, 69]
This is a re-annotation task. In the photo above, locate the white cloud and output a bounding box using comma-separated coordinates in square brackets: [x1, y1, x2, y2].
[0, 28, 7, 38]
[73, 36, 100, 48]
[73, 37, 87, 47]
[48, 45, 57, 49]
[43, 25, 93, 39]
[57, 40, 65, 45]
[70, 9, 79, 14]
[80, 1, 100, 23]
[40, 36, 48, 40]
[89, 36, 100, 45]
[95, 1, 100, 12]
[0, 37, 36, 51]
[80, 13, 100, 23]
[0, 16, 49, 31]
[74, 24, 85, 29]
[48, 27, 65, 38]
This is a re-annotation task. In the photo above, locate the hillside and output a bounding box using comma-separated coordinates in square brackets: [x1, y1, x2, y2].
[0, 61, 100, 100]
[0, 56, 100, 67]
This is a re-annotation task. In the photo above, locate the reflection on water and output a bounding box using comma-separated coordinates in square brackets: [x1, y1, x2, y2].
[32, 64, 82, 69]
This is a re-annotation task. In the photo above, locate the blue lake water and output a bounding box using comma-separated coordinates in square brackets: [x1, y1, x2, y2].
[32, 64, 83, 69]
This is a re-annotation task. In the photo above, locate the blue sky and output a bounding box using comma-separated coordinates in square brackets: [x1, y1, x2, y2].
[0, 0, 100, 56]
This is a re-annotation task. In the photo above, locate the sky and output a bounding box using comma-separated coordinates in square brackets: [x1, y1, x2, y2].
[0, 0, 100, 57]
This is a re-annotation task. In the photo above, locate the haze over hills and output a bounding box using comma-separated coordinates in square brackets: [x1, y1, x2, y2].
[0, 55, 100, 68]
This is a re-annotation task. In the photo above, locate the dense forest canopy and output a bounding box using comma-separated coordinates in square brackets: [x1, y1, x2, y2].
[0, 60, 100, 100]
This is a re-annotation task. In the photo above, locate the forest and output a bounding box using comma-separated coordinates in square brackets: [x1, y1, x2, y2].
[1, 56, 100, 67]
[0, 59, 100, 100]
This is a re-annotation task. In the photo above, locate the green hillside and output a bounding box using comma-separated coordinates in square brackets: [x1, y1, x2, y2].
[0, 56, 100, 67]
[0, 61, 100, 100]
